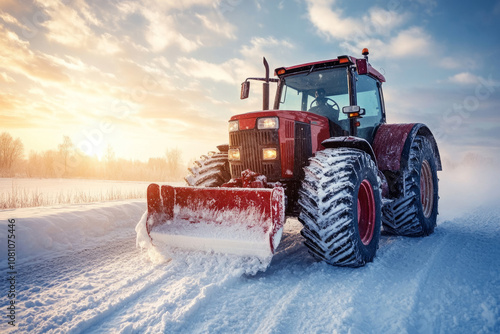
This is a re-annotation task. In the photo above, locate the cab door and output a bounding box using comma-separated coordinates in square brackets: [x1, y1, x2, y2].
[354, 74, 385, 143]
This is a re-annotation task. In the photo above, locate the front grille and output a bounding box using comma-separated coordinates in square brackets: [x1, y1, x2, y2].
[294, 122, 312, 177]
[229, 129, 281, 180]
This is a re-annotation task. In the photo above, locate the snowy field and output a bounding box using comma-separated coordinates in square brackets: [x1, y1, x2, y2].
[0, 178, 155, 209]
[0, 158, 499, 333]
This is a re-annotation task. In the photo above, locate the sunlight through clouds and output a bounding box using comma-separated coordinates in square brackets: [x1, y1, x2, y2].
[0, 0, 498, 166]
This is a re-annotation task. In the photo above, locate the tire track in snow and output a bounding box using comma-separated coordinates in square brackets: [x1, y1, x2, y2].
[334, 230, 452, 333]
[399, 231, 453, 333]
[61, 264, 173, 334]
[327, 213, 499, 334]
[407, 213, 500, 333]
[163, 221, 368, 334]
[241, 232, 448, 334]
[7, 236, 168, 334]
[189, 222, 451, 334]
[85, 251, 269, 333]
[15, 234, 138, 293]
[253, 280, 305, 334]
[94, 219, 310, 333]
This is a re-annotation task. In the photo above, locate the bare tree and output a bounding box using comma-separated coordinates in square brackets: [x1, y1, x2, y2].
[58, 136, 74, 176]
[0, 132, 24, 174]
[165, 148, 181, 179]
[26, 150, 41, 177]
[0, 132, 188, 181]
[104, 144, 116, 178]
[42, 150, 57, 177]
[104, 144, 115, 164]
[148, 157, 167, 180]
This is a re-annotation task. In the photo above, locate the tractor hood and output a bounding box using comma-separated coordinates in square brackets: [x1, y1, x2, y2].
[229, 109, 330, 131]
[228, 110, 331, 178]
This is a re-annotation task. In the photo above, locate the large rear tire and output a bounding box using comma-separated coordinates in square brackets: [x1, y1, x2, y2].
[382, 136, 439, 236]
[185, 145, 231, 187]
[298, 148, 382, 267]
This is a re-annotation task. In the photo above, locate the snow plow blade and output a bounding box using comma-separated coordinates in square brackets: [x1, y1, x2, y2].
[145, 184, 286, 259]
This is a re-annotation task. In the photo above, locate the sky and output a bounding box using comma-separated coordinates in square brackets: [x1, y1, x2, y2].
[1, 0, 500, 166]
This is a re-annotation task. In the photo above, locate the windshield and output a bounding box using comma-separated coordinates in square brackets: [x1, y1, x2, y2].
[278, 67, 349, 122]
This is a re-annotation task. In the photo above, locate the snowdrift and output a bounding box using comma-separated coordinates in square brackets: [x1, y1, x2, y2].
[0, 200, 145, 265]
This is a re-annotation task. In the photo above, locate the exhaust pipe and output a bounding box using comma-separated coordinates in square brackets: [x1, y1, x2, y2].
[263, 57, 270, 110]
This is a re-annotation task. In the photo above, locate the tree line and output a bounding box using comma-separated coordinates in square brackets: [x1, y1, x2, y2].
[0, 132, 186, 181]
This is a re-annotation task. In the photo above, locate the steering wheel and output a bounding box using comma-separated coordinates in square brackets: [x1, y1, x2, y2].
[309, 98, 340, 112]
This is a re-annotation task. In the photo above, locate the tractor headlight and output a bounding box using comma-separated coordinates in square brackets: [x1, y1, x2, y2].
[262, 148, 277, 160]
[228, 148, 240, 160]
[228, 120, 239, 132]
[257, 117, 279, 130]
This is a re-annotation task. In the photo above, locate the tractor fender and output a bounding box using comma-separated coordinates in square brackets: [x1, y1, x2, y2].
[372, 123, 442, 172]
[321, 136, 377, 165]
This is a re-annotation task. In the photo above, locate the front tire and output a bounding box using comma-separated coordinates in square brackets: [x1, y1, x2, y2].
[185, 145, 231, 187]
[298, 148, 382, 267]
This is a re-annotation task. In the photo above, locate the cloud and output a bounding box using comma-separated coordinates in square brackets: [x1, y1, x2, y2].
[34, 0, 121, 54]
[387, 27, 433, 57]
[196, 13, 236, 39]
[176, 57, 237, 84]
[0, 0, 27, 12]
[0, 92, 20, 111]
[438, 56, 467, 70]
[365, 7, 407, 34]
[0, 72, 15, 83]
[0, 10, 28, 29]
[0, 90, 63, 129]
[306, 0, 359, 38]
[306, 0, 407, 38]
[146, 0, 215, 11]
[306, 0, 434, 58]
[118, 0, 224, 53]
[448, 72, 480, 85]
[240, 36, 294, 59]
[152, 56, 171, 69]
[140, 9, 200, 52]
[0, 18, 167, 133]
[175, 37, 294, 86]
[0, 24, 69, 83]
[36, 0, 93, 46]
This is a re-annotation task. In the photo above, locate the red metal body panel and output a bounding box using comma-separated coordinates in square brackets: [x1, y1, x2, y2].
[230, 109, 330, 126]
[230, 110, 330, 179]
[276, 56, 385, 82]
[372, 123, 415, 171]
[239, 118, 256, 130]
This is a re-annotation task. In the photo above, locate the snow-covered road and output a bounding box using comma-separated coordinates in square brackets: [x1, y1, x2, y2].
[1, 201, 499, 333]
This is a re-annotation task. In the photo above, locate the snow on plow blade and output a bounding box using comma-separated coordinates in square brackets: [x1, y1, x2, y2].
[145, 184, 286, 259]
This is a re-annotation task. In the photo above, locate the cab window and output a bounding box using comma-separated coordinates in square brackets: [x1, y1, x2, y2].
[279, 67, 349, 121]
[355, 74, 383, 141]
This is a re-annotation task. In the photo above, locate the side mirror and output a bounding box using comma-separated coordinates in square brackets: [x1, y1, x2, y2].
[342, 105, 366, 116]
[240, 81, 250, 99]
[356, 58, 368, 75]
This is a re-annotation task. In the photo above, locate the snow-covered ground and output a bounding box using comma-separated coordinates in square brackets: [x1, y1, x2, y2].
[0, 178, 152, 208]
[0, 160, 499, 333]
[1, 201, 499, 333]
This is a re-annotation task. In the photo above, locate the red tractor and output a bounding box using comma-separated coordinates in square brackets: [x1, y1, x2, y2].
[140, 49, 441, 267]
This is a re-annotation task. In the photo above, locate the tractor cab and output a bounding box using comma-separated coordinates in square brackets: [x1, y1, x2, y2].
[273, 52, 386, 144]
